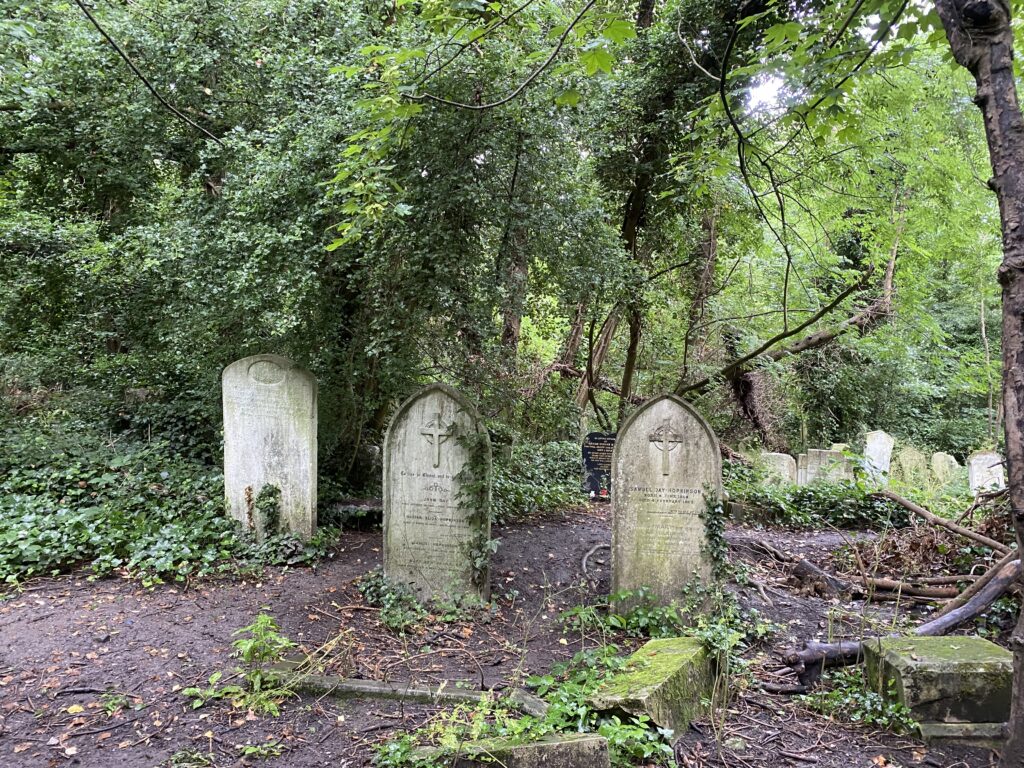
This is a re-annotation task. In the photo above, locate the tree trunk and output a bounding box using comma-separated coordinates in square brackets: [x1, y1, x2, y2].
[618, 307, 643, 422]
[933, 0, 1024, 761]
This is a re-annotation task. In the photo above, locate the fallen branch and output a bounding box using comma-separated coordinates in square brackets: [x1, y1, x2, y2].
[933, 548, 1019, 619]
[850, 576, 959, 599]
[875, 490, 1011, 555]
[784, 558, 1020, 685]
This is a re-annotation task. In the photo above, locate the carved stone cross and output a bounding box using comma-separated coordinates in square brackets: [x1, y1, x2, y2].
[421, 412, 454, 468]
[649, 419, 684, 476]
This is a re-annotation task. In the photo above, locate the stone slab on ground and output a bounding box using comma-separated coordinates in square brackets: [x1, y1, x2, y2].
[413, 733, 610, 768]
[863, 636, 1012, 725]
[588, 637, 711, 734]
[917, 721, 1005, 747]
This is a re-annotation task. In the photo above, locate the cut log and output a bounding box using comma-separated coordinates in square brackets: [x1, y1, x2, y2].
[851, 576, 959, 599]
[875, 490, 1011, 555]
[791, 559, 850, 595]
[933, 548, 1019, 619]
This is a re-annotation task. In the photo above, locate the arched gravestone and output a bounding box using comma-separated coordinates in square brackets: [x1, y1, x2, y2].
[222, 354, 317, 541]
[384, 383, 492, 602]
[611, 395, 722, 606]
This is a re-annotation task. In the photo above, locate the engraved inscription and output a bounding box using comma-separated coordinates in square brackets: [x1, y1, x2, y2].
[247, 360, 285, 385]
[648, 419, 684, 476]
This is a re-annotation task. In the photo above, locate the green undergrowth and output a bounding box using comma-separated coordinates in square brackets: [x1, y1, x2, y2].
[374, 646, 673, 768]
[357, 568, 494, 633]
[724, 460, 910, 529]
[0, 428, 336, 587]
[798, 667, 917, 734]
[561, 584, 777, 680]
[491, 440, 582, 523]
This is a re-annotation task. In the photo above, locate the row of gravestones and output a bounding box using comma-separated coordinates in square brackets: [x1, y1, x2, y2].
[222, 354, 722, 605]
[759, 429, 1006, 493]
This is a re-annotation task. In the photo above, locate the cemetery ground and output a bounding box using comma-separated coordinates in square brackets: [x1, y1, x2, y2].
[0, 505, 1002, 768]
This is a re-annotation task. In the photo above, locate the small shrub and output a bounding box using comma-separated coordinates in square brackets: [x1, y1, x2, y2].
[799, 667, 917, 734]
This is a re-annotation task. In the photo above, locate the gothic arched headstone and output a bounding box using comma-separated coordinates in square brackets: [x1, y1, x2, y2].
[383, 383, 491, 601]
[611, 395, 722, 606]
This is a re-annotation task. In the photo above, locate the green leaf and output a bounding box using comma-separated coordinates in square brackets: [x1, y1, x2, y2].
[554, 88, 581, 106]
[580, 46, 614, 76]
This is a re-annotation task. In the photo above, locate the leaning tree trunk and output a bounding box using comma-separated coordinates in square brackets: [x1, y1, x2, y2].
[933, 0, 1024, 761]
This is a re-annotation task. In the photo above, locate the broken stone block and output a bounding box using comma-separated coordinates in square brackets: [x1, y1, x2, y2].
[588, 637, 712, 734]
[413, 733, 609, 767]
[863, 636, 1012, 735]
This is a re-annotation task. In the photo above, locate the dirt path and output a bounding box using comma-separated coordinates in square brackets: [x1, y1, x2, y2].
[0, 508, 997, 767]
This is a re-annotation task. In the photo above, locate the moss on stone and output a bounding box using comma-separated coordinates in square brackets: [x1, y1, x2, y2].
[588, 637, 711, 734]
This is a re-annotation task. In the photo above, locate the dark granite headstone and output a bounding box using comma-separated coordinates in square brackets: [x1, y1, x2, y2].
[583, 432, 616, 499]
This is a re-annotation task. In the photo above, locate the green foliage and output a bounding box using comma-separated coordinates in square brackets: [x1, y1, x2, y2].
[491, 440, 582, 523]
[700, 487, 728, 578]
[182, 613, 296, 716]
[724, 460, 909, 529]
[0, 429, 334, 587]
[357, 568, 428, 633]
[562, 584, 776, 679]
[799, 668, 918, 734]
[375, 647, 673, 768]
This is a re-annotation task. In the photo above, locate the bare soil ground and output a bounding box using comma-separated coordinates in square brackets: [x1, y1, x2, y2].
[0, 506, 999, 768]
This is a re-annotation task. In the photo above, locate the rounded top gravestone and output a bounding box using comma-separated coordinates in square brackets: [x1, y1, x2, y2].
[222, 354, 317, 541]
[383, 383, 492, 602]
[611, 394, 722, 608]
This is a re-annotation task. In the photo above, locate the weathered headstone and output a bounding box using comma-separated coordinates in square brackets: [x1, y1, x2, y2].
[968, 451, 1006, 493]
[796, 453, 808, 485]
[863, 430, 895, 485]
[611, 395, 721, 605]
[222, 354, 317, 540]
[830, 442, 849, 452]
[931, 452, 960, 483]
[894, 446, 929, 487]
[761, 453, 797, 485]
[804, 448, 853, 484]
[582, 432, 616, 499]
[383, 383, 491, 602]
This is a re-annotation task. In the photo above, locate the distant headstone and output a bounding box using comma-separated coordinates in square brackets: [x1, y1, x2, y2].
[796, 453, 808, 485]
[894, 446, 930, 487]
[582, 432, 616, 499]
[830, 442, 849, 452]
[864, 430, 895, 485]
[222, 354, 317, 540]
[968, 451, 1006, 493]
[762, 453, 797, 485]
[931, 452, 960, 483]
[611, 394, 721, 606]
[384, 383, 491, 602]
[804, 449, 853, 484]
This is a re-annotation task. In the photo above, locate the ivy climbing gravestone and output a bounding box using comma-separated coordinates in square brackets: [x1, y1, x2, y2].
[384, 383, 492, 602]
[611, 394, 722, 608]
[222, 354, 317, 541]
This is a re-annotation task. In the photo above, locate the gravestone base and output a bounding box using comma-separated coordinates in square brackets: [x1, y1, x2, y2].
[864, 636, 1012, 731]
[588, 637, 711, 734]
[412, 733, 609, 768]
[917, 721, 1005, 747]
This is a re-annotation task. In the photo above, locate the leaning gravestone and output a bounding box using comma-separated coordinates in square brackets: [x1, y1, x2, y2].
[762, 452, 797, 485]
[384, 383, 492, 602]
[864, 430, 895, 485]
[968, 451, 1006, 493]
[222, 354, 317, 540]
[611, 394, 721, 606]
[931, 452, 960, 483]
[582, 432, 616, 499]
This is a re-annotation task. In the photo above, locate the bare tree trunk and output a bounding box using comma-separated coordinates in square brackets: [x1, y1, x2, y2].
[932, 0, 1024, 761]
[575, 309, 620, 410]
[618, 307, 642, 422]
[558, 302, 586, 369]
[681, 211, 719, 383]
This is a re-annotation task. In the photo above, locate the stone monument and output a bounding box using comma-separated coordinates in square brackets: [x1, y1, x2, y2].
[968, 451, 1006, 493]
[383, 383, 492, 601]
[222, 354, 317, 540]
[582, 432, 616, 499]
[863, 430, 895, 485]
[611, 394, 721, 606]
[761, 453, 797, 485]
[931, 452, 960, 483]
